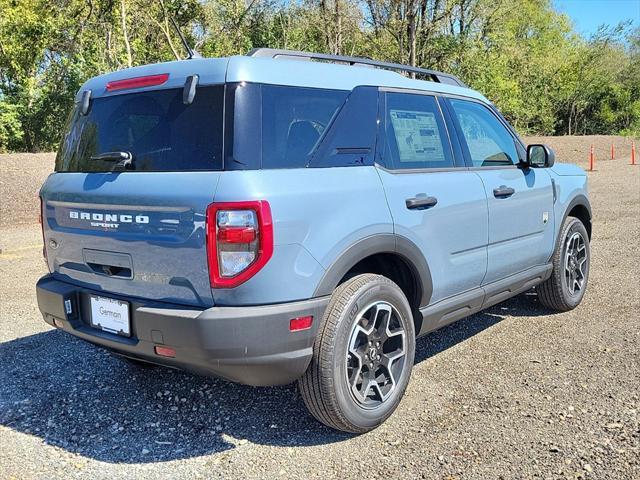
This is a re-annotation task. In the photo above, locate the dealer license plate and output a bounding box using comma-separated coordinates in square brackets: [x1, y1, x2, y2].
[89, 295, 130, 336]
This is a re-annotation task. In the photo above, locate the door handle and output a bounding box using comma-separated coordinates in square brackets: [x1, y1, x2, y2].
[493, 186, 515, 198]
[406, 195, 438, 210]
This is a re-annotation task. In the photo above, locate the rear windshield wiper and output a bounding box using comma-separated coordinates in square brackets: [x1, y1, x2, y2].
[90, 151, 133, 171]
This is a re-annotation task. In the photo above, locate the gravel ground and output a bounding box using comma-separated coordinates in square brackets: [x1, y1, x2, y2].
[0, 137, 639, 479]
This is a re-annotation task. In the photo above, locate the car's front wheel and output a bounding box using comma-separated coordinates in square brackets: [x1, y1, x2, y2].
[537, 216, 590, 311]
[299, 274, 416, 433]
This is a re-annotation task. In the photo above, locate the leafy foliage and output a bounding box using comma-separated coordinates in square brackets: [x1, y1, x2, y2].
[0, 0, 637, 152]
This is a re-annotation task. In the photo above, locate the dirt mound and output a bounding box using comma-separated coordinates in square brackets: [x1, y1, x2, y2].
[0, 153, 54, 228]
[524, 135, 636, 166]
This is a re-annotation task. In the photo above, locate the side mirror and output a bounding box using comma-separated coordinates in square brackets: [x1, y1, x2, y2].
[527, 144, 555, 168]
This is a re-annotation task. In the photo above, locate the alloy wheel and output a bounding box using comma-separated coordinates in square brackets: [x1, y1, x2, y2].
[564, 231, 587, 296]
[345, 301, 407, 409]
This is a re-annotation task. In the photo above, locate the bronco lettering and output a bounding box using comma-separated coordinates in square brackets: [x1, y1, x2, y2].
[69, 210, 149, 225]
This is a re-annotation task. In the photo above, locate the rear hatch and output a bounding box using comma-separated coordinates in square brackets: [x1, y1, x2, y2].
[41, 61, 227, 307]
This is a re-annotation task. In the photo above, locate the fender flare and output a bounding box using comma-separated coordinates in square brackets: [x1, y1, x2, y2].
[555, 194, 592, 248]
[313, 233, 433, 308]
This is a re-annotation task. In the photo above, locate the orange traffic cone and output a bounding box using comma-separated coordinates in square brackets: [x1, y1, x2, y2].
[589, 144, 595, 171]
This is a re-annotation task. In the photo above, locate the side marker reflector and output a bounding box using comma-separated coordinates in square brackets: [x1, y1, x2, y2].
[154, 345, 176, 358]
[289, 316, 313, 332]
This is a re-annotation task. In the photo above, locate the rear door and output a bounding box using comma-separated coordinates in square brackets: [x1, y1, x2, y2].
[375, 90, 489, 305]
[444, 97, 555, 284]
[41, 75, 226, 307]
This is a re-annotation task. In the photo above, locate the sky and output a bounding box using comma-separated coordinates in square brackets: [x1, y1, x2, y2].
[553, 0, 640, 36]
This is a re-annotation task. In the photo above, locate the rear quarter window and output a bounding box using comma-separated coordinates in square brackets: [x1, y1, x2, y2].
[56, 86, 224, 172]
[261, 85, 348, 169]
[227, 84, 349, 170]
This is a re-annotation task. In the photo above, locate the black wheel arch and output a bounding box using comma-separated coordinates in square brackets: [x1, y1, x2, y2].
[556, 194, 592, 250]
[313, 233, 433, 312]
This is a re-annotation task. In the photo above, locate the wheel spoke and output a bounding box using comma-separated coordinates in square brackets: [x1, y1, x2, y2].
[352, 369, 374, 402]
[380, 350, 404, 377]
[370, 381, 388, 402]
[371, 303, 391, 340]
[568, 270, 575, 294]
[383, 313, 404, 340]
[577, 258, 587, 277]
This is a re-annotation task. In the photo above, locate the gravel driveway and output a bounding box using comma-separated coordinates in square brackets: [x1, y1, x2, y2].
[0, 141, 638, 479]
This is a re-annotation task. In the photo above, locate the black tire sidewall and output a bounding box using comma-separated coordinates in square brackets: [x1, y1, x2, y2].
[558, 218, 590, 308]
[330, 277, 416, 430]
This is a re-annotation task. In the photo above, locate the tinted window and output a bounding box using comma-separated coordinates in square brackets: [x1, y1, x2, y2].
[309, 86, 379, 167]
[449, 99, 518, 167]
[383, 93, 453, 169]
[261, 85, 348, 168]
[56, 86, 224, 172]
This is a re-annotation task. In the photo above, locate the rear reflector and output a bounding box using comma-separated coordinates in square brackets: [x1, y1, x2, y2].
[106, 73, 169, 92]
[154, 345, 176, 358]
[289, 316, 313, 332]
[217, 226, 257, 244]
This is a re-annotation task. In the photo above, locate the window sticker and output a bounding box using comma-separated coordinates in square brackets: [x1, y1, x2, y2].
[389, 109, 446, 163]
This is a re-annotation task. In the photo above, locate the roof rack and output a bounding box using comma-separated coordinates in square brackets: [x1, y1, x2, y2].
[246, 48, 466, 87]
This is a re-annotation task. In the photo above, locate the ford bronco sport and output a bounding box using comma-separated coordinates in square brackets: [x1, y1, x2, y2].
[36, 48, 592, 433]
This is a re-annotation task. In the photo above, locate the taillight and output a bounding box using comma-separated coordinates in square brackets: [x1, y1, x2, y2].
[105, 73, 169, 92]
[206, 201, 273, 288]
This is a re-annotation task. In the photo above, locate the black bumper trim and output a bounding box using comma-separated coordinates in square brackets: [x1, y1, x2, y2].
[36, 275, 329, 386]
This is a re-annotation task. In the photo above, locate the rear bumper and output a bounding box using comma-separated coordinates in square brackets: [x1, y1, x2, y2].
[35, 275, 328, 386]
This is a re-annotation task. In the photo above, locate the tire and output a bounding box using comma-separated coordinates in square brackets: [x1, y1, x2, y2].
[537, 216, 590, 311]
[299, 274, 416, 433]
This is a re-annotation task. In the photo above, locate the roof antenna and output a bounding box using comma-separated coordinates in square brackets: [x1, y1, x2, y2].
[170, 17, 201, 59]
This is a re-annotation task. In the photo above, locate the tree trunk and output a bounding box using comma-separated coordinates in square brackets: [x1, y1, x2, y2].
[397, 2, 404, 63]
[105, 28, 112, 68]
[120, 0, 132, 68]
[334, 0, 342, 55]
[407, 0, 417, 70]
[320, 0, 332, 53]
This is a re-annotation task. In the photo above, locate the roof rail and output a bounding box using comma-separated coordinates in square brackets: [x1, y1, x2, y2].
[246, 48, 466, 87]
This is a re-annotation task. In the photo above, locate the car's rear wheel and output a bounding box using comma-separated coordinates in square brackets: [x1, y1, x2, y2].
[537, 216, 590, 311]
[299, 274, 415, 433]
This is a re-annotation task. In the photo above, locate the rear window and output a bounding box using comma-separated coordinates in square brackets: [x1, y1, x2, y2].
[55, 86, 224, 172]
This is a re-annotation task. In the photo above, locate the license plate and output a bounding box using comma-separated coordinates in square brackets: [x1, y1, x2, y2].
[89, 295, 130, 336]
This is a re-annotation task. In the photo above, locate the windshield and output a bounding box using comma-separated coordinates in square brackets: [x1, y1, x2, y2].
[55, 86, 224, 172]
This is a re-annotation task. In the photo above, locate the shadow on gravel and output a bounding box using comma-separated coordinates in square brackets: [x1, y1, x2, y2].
[0, 293, 550, 464]
[415, 291, 554, 362]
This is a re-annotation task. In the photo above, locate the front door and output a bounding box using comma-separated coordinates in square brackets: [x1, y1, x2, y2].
[445, 97, 555, 284]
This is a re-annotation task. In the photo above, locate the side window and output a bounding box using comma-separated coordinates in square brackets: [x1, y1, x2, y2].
[449, 99, 518, 167]
[262, 85, 348, 169]
[383, 92, 453, 170]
